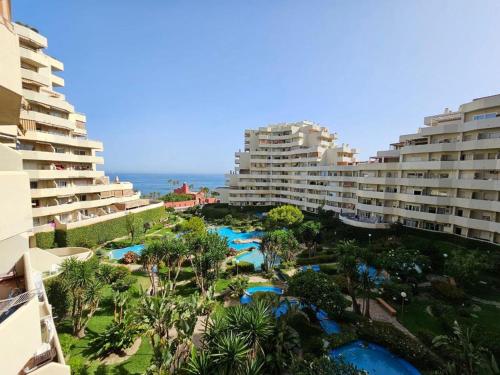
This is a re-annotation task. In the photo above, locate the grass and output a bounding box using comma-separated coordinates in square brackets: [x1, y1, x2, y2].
[60, 272, 154, 374]
[397, 299, 446, 336]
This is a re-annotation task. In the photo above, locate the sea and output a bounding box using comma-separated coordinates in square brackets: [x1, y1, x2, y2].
[107, 172, 225, 196]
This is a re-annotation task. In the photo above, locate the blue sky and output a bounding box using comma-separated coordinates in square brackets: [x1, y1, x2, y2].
[13, 0, 500, 173]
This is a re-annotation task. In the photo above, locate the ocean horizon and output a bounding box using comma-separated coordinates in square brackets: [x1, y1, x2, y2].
[107, 172, 225, 196]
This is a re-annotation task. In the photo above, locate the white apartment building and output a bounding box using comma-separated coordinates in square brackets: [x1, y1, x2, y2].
[1, 12, 153, 234]
[0, 2, 69, 372]
[226, 96, 500, 245]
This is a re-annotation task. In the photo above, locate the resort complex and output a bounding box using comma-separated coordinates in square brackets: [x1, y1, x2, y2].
[1, 0, 499, 374]
[225, 95, 500, 244]
[0, 10, 154, 236]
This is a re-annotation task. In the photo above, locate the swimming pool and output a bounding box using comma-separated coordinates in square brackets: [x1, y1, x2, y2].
[358, 264, 386, 286]
[330, 340, 421, 375]
[213, 226, 263, 251]
[240, 285, 283, 304]
[236, 250, 265, 271]
[109, 244, 145, 260]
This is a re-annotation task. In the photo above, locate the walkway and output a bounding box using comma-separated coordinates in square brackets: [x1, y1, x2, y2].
[472, 297, 500, 308]
[350, 298, 415, 338]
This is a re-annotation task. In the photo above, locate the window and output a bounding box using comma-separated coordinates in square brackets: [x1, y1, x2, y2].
[30, 181, 38, 189]
[473, 113, 497, 121]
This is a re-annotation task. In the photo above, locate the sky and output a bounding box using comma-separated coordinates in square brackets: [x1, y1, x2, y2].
[13, 0, 500, 174]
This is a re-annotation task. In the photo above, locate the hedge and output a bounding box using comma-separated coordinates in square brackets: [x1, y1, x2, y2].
[35, 207, 166, 249]
[357, 321, 443, 371]
[297, 254, 338, 265]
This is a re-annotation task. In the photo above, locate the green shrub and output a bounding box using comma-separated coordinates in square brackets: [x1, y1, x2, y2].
[431, 281, 466, 304]
[45, 276, 70, 321]
[35, 207, 165, 249]
[228, 261, 255, 274]
[297, 254, 338, 265]
[382, 281, 413, 303]
[35, 231, 56, 249]
[357, 321, 442, 371]
[415, 328, 436, 347]
[90, 318, 140, 358]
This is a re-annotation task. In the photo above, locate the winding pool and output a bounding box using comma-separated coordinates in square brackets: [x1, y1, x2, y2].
[330, 340, 421, 375]
[109, 244, 144, 260]
[240, 286, 283, 304]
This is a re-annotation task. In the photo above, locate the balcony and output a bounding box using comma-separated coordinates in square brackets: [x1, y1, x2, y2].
[26, 169, 104, 180]
[30, 182, 134, 199]
[23, 89, 74, 113]
[19, 47, 48, 68]
[21, 68, 50, 87]
[20, 129, 103, 150]
[339, 213, 391, 229]
[20, 150, 104, 164]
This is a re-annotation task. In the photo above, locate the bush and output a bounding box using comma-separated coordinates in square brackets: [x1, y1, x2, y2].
[415, 328, 436, 347]
[357, 321, 442, 371]
[90, 319, 139, 358]
[431, 281, 466, 304]
[227, 261, 255, 275]
[121, 251, 138, 264]
[297, 254, 337, 265]
[35, 207, 165, 249]
[381, 281, 413, 303]
[45, 276, 70, 321]
[331, 274, 348, 293]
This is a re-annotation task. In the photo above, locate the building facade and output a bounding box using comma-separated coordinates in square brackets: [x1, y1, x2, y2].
[226, 96, 500, 245]
[1, 13, 152, 234]
[0, 2, 69, 372]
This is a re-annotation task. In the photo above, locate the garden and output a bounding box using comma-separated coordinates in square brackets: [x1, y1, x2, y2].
[45, 204, 500, 375]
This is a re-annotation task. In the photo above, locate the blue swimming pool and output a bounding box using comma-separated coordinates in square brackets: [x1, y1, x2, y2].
[240, 286, 283, 304]
[109, 244, 145, 260]
[330, 341, 421, 375]
[358, 264, 386, 286]
[236, 250, 265, 271]
[213, 226, 263, 251]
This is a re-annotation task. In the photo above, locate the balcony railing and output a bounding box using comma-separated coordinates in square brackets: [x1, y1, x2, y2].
[0, 289, 40, 321]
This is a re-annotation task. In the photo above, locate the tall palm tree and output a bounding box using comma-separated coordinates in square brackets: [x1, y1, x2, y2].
[336, 240, 362, 315]
[141, 243, 162, 295]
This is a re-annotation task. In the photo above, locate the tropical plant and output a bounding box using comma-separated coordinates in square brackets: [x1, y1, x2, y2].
[288, 270, 349, 318]
[182, 216, 207, 235]
[290, 356, 361, 375]
[228, 276, 249, 298]
[59, 257, 104, 337]
[380, 247, 429, 282]
[141, 243, 161, 295]
[261, 229, 300, 271]
[90, 312, 140, 358]
[157, 236, 189, 291]
[295, 221, 321, 257]
[187, 232, 228, 295]
[265, 205, 304, 230]
[433, 321, 499, 375]
[444, 249, 492, 287]
[125, 213, 144, 242]
[336, 240, 362, 315]
[122, 250, 138, 264]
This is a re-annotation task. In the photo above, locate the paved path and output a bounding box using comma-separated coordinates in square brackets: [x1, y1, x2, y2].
[472, 297, 500, 308]
[352, 298, 415, 338]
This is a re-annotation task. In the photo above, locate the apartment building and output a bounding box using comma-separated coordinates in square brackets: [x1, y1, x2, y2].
[226, 96, 500, 245]
[0, 3, 69, 373]
[0, 8, 153, 233]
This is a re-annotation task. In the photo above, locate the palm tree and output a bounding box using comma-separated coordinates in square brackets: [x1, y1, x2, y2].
[59, 258, 104, 337]
[185, 348, 213, 375]
[433, 322, 499, 375]
[228, 301, 274, 358]
[212, 332, 251, 375]
[141, 243, 162, 295]
[336, 240, 362, 315]
[157, 237, 189, 292]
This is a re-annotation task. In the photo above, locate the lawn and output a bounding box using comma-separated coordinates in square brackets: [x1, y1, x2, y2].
[60, 272, 154, 374]
[397, 299, 446, 336]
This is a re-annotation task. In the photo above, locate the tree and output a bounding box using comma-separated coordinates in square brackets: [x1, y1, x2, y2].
[295, 221, 321, 257]
[59, 258, 105, 337]
[288, 271, 349, 318]
[380, 247, 429, 282]
[187, 232, 228, 295]
[445, 249, 492, 287]
[336, 240, 362, 315]
[183, 216, 207, 235]
[157, 236, 189, 291]
[261, 230, 300, 271]
[265, 205, 304, 230]
[141, 242, 162, 295]
[125, 213, 144, 242]
[228, 275, 249, 298]
[433, 321, 499, 375]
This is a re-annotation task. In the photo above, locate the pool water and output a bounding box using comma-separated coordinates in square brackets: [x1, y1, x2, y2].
[330, 341, 421, 375]
[358, 264, 386, 286]
[274, 300, 341, 334]
[212, 226, 267, 271]
[109, 244, 145, 260]
[240, 285, 283, 304]
[213, 226, 263, 251]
